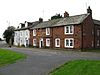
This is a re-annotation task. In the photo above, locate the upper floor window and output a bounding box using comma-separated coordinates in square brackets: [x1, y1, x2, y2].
[46, 28, 50, 35]
[64, 25, 74, 34]
[26, 31, 28, 36]
[64, 38, 74, 48]
[15, 33, 17, 36]
[20, 31, 22, 36]
[33, 29, 36, 36]
[97, 30, 100, 36]
[55, 38, 60, 47]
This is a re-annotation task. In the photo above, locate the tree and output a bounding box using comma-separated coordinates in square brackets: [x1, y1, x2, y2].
[51, 13, 62, 20]
[3, 26, 15, 45]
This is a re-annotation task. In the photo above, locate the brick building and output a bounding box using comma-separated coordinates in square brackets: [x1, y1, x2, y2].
[14, 6, 100, 50]
[29, 6, 100, 50]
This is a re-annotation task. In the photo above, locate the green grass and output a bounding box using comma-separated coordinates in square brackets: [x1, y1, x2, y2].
[49, 60, 100, 75]
[81, 49, 100, 52]
[0, 48, 26, 67]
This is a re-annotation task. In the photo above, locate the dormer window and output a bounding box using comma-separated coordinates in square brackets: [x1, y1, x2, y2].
[46, 28, 50, 35]
[33, 29, 36, 36]
[64, 25, 74, 34]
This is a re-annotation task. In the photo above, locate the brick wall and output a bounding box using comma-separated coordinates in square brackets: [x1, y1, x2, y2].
[94, 25, 100, 48]
[82, 14, 94, 49]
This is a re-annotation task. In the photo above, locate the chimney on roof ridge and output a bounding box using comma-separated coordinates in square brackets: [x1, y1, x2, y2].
[87, 6, 92, 14]
[64, 11, 69, 17]
[39, 18, 43, 23]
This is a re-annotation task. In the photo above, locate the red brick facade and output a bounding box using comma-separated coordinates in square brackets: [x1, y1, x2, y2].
[28, 7, 100, 50]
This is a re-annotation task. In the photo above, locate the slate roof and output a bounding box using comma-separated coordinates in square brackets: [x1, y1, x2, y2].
[93, 19, 100, 25]
[33, 13, 90, 29]
[15, 21, 39, 31]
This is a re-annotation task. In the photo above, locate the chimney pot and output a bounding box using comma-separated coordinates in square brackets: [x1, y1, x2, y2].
[39, 18, 43, 23]
[64, 11, 69, 17]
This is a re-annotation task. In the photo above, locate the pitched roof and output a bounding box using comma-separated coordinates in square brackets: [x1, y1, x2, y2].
[93, 19, 100, 25]
[33, 13, 89, 29]
[15, 21, 39, 31]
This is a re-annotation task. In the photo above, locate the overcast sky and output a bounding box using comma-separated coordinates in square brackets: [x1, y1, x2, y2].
[0, 0, 99, 38]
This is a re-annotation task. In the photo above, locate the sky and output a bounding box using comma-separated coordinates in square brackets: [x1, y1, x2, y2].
[0, 0, 99, 38]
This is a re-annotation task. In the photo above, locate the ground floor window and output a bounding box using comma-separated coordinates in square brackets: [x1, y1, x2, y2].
[33, 39, 37, 46]
[65, 38, 74, 48]
[55, 38, 60, 47]
[97, 40, 100, 46]
[46, 38, 50, 47]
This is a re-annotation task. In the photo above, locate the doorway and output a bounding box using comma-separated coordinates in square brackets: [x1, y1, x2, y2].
[39, 38, 44, 48]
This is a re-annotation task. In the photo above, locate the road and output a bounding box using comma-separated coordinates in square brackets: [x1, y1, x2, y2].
[0, 47, 100, 75]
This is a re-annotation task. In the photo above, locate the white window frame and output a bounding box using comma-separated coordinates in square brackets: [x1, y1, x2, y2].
[64, 25, 74, 34]
[55, 38, 60, 47]
[46, 38, 50, 47]
[64, 38, 74, 48]
[33, 29, 36, 36]
[33, 39, 37, 46]
[26, 30, 28, 36]
[46, 28, 50, 35]
[20, 31, 22, 37]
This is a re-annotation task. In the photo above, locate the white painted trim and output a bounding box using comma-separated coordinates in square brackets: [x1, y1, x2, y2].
[33, 29, 36, 36]
[46, 38, 50, 47]
[39, 38, 44, 48]
[46, 28, 50, 35]
[64, 25, 74, 35]
[33, 39, 37, 46]
[55, 38, 60, 47]
[64, 38, 74, 48]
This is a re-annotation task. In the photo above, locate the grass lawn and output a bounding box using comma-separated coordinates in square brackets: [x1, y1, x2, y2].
[49, 60, 100, 75]
[0, 48, 26, 67]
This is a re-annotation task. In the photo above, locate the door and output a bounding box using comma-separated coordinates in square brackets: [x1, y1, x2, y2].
[39, 38, 44, 48]
[26, 40, 28, 47]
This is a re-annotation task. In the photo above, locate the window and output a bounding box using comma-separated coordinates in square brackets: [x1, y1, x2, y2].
[33, 29, 36, 36]
[20, 31, 22, 36]
[92, 29, 94, 35]
[92, 41, 94, 47]
[64, 25, 74, 34]
[97, 30, 99, 36]
[26, 31, 28, 36]
[46, 28, 50, 35]
[15, 33, 17, 36]
[33, 39, 37, 46]
[65, 38, 74, 48]
[46, 38, 50, 47]
[97, 40, 99, 46]
[55, 38, 60, 47]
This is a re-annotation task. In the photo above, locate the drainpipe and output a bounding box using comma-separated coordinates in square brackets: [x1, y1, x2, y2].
[81, 23, 83, 50]
[52, 27, 53, 48]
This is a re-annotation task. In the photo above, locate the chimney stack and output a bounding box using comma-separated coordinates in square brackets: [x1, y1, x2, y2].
[39, 18, 43, 23]
[87, 6, 92, 14]
[64, 11, 69, 17]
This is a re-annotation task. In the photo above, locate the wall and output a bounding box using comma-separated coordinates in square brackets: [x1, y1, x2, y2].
[82, 14, 94, 49]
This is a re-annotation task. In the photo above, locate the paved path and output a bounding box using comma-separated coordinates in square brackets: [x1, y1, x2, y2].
[0, 47, 100, 75]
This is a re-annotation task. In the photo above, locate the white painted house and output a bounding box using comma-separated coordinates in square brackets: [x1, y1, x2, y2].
[14, 21, 31, 47]
[14, 21, 39, 47]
